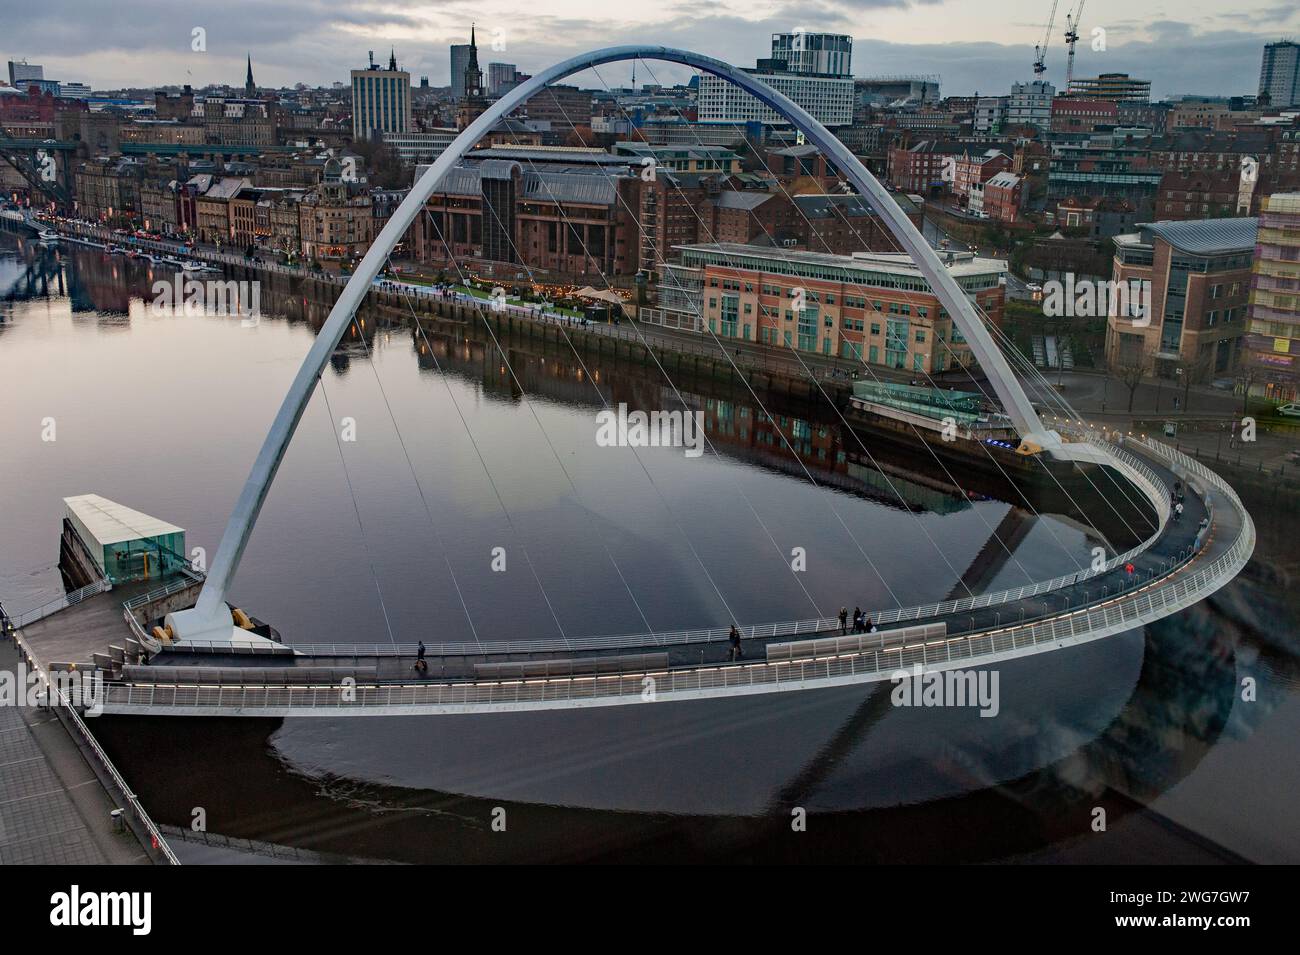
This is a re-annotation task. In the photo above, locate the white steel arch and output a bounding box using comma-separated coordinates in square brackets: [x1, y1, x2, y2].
[169, 46, 1061, 643]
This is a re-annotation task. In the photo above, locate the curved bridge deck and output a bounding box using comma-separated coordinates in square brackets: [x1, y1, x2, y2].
[67, 437, 1251, 717]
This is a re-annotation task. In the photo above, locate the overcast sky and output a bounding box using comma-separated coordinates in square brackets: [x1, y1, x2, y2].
[2, 0, 1297, 99]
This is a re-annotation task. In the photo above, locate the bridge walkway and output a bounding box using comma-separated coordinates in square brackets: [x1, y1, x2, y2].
[136, 442, 1211, 682]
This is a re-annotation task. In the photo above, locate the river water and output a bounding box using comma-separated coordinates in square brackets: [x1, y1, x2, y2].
[3, 237, 1297, 863]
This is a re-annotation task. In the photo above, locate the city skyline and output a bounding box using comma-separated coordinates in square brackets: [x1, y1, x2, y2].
[2, 0, 1299, 97]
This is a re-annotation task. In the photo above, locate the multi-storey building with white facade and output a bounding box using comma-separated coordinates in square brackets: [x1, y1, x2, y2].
[381, 128, 459, 165]
[1007, 80, 1054, 131]
[697, 70, 854, 128]
[974, 96, 1008, 134]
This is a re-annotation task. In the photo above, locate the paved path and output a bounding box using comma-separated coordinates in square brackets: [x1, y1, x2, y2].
[0, 637, 147, 864]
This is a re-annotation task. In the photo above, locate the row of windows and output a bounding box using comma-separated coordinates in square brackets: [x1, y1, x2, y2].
[687, 256, 1001, 294]
[708, 288, 938, 319]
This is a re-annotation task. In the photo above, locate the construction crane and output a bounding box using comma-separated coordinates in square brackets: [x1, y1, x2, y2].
[1033, 0, 1061, 76]
[1064, 0, 1086, 89]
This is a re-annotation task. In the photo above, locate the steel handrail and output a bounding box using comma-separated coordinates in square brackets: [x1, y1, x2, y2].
[103, 528, 1252, 711]
[104, 437, 1253, 711]
[213, 438, 1172, 657]
[99, 537, 1251, 710]
[8, 578, 111, 628]
[9, 630, 179, 863]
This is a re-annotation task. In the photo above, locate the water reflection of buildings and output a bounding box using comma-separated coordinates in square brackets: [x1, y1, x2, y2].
[0, 247, 65, 312]
[62, 248, 133, 316]
[410, 327, 611, 407]
[406, 324, 979, 516]
[0, 243, 134, 319]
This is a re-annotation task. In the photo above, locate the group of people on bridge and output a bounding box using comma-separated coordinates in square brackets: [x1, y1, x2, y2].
[838, 607, 876, 636]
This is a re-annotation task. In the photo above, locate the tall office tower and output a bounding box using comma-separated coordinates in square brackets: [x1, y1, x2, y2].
[1259, 41, 1300, 108]
[450, 44, 472, 99]
[488, 62, 517, 96]
[7, 59, 44, 89]
[351, 49, 412, 140]
[769, 32, 852, 77]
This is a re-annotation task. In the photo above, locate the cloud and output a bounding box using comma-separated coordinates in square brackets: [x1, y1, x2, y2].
[0, 0, 1289, 98]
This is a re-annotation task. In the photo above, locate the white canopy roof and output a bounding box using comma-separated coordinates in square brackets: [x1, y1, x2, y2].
[64, 494, 184, 546]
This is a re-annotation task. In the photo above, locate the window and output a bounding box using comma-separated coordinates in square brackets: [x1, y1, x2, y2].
[885, 318, 909, 368]
[721, 294, 739, 338]
[797, 308, 818, 351]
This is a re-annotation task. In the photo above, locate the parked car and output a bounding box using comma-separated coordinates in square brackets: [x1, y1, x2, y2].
[1276, 403, 1300, 417]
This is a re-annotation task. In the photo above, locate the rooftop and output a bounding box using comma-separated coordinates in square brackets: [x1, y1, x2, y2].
[64, 494, 183, 546]
[673, 242, 1007, 279]
[1131, 217, 1259, 255]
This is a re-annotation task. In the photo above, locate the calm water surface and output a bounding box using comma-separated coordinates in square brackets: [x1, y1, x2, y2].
[2, 237, 1297, 862]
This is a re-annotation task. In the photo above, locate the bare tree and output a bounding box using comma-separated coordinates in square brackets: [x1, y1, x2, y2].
[1112, 347, 1154, 413]
[1173, 349, 1216, 413]
[1236, 363, 1262, 415]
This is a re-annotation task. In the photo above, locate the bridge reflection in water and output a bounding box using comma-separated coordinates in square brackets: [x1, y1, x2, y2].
[2, 46, 1258, 837]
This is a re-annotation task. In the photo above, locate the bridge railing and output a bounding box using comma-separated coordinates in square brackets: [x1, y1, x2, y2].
[96, 505, 1253, 713]
[225, 438, 1171, 659]
[8, 578, 112, 629]
[121, 569, 205, 614]
[7, 630, 179, 863]
[99, 435, 1255, 711]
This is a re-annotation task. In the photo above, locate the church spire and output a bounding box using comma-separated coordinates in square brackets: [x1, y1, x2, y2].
[388, 48, 397, 71]
[244, 53, 255, 97]
[463, 23, 483, 97]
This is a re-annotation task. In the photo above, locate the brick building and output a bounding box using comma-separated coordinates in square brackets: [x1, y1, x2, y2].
[656, 243, 1006, 372]
[1105, 218, 1256, 379]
